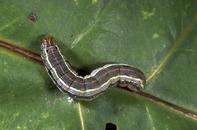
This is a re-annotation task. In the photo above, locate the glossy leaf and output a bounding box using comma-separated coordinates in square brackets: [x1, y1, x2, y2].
[0, 0, 197, 130]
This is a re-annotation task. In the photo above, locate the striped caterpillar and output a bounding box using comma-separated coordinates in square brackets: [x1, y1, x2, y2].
[41, 36, 146, 100]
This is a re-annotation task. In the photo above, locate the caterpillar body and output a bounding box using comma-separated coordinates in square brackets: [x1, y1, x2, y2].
[41, 36, 146, 100]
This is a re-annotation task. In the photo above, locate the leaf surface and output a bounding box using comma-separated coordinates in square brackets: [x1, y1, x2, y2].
[0, 0, 197, 129]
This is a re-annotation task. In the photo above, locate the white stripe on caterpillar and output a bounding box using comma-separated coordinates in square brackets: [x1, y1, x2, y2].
[41, 36, 146, 100]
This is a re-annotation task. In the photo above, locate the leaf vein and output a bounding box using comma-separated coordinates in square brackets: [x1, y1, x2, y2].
[146, 14, 197, 82]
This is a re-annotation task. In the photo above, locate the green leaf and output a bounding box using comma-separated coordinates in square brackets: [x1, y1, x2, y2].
[0, 0, 197, 130]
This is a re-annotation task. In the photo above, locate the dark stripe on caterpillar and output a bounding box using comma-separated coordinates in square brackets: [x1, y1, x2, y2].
[41, 36, 146, 100]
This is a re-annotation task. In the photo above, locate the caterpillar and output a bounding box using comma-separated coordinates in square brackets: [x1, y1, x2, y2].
[41, 36, 146, 100]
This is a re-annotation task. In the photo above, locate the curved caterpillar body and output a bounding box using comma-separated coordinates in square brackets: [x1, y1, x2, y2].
[41, 36, 146, 100]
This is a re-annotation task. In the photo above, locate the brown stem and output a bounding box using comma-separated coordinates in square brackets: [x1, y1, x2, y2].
[0, 40, 42, 64]
[122, 88, 197, 120]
